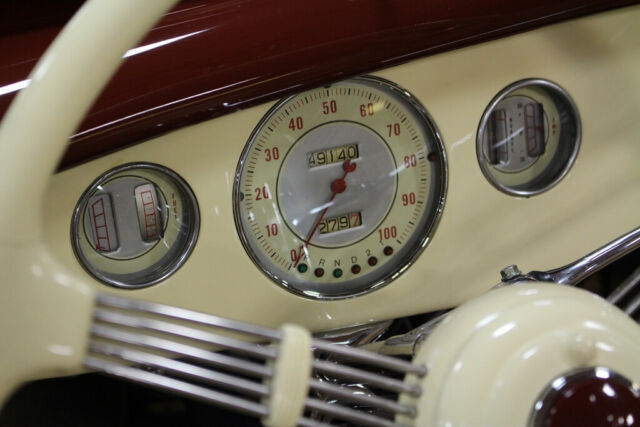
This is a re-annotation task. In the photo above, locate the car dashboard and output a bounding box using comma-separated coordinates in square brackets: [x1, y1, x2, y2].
[39, 6, 640, 331]
[1, 1, 640, 426]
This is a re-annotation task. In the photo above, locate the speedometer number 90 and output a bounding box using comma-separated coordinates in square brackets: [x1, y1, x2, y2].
[233, 76, 447, 299]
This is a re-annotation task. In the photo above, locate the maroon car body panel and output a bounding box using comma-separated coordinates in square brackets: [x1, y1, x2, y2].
[0, 0, 636, 169]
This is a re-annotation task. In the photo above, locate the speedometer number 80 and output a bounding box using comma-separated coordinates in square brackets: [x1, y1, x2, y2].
[234, 76, 446, 299]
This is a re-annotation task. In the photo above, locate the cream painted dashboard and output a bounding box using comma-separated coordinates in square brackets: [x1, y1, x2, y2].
[43, 7, 640, 332]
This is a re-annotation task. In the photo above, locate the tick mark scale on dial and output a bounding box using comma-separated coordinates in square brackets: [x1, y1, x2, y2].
[396, 239, 402, 245]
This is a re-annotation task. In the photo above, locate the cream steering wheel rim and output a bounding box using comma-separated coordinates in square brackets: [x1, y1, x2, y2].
[0, 0, 179, 406]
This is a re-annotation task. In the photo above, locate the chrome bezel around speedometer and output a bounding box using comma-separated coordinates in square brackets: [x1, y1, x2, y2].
[233, 76, 447, 299]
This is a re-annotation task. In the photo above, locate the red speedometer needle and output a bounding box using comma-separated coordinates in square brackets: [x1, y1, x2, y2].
[293, 159, 357, 267]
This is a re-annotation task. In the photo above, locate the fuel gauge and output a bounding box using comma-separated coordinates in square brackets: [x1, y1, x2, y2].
[477, 79, 580, 196]
[71, 163, 199, 288]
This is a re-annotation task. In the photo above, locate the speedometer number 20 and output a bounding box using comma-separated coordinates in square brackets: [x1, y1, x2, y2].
[234, 76, 447, 299]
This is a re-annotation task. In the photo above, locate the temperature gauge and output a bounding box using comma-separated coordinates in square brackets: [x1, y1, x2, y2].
[477, 79, 581, 196]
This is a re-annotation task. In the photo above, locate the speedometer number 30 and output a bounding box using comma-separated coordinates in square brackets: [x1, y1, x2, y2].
[234, 77, 447, 299]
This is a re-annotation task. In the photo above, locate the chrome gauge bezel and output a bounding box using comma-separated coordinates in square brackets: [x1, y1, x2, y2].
[233, 75, 448, 300]
[71, 162, 200, 289]
[476, 78, 581, 197]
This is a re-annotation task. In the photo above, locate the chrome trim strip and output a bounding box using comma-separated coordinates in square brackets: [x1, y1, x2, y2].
[312, 360, 421, 396]
[308, 378, 416, 416]
[514, 226, 640, 286]
[305, 397, 406, 427]
[97, 293, 282, 340]
[90, 340, 270, 397]
[91, 323, 273, 379]
[313, 338, 427, 376]
[84, 356, 270, 418]
[608, 264, 640, 307]
[86, 294, 424, 425]
[94, 307, 278, 359]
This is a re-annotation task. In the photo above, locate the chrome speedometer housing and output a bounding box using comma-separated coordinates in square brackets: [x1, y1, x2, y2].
[234, 76, 447, 299]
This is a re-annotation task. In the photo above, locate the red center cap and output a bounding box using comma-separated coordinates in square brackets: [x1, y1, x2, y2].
[531, 368, 640, 427]
[331, 178, 347, 194]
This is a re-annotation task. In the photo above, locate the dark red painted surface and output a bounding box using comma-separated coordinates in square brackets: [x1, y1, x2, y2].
[0, 0, 637, 170]
[533, 374, 640, 427]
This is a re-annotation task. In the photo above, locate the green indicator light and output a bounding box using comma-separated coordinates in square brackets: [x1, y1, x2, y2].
[333, 268, 343, 278]
[297, 263, 308, 273]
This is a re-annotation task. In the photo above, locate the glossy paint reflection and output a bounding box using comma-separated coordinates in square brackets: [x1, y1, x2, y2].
[530, 367, 640, 427]
[0, 0, 636, 169]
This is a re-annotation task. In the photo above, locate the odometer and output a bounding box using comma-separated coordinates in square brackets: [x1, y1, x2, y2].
[234, 76, 447, 299]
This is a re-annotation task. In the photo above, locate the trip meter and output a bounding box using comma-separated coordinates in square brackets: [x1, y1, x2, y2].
[234, 76, 447, 299]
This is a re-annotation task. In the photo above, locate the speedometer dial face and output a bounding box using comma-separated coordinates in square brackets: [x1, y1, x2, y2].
[234, 76, 447, 299]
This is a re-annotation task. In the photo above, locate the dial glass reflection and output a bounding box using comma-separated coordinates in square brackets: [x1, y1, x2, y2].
[72, 163, 199, 288]
[477, 79, 580, 196]
[234, 77, 447, 299]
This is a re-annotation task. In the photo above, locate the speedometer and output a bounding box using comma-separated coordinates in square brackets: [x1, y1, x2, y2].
[234, 76, 447, 299]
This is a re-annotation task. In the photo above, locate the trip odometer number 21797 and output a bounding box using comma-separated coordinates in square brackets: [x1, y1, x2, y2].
[233, 76, 447, 299]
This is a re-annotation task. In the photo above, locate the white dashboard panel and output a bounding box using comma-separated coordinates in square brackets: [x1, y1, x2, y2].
[44, 7, 640, 331]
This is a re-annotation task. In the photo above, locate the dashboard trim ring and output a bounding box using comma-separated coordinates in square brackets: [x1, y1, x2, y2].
[475, 78, 582, 197]
[70, 162, 200, 289]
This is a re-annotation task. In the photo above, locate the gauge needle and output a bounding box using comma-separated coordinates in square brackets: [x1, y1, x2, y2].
[293, 159, 357, 267]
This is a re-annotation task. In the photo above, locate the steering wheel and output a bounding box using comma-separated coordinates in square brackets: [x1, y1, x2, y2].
[0, 0, 180, 404]
[2, 2, 640, 425]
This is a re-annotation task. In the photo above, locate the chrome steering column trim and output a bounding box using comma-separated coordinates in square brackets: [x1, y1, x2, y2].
[500, 225, 640, 286]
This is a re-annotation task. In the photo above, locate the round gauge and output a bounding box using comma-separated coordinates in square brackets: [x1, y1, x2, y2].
[234, 76, 447, 299]
[477, 79, 581, 196]
[71, 163, 199, 288]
